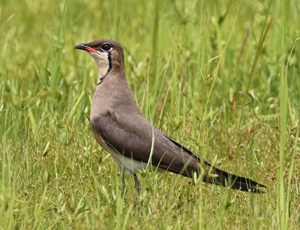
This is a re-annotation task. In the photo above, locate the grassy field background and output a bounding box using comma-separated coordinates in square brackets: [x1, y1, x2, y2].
[1, 0, 300, 229]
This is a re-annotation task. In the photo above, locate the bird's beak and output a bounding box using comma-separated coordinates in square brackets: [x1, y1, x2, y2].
[74, 43, 97, 53]
[74, 43, 87, 50]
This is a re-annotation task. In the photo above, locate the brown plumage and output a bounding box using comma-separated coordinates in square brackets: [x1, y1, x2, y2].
[75, 39, 266, 195]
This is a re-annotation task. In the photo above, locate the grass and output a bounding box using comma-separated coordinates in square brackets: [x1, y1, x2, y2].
[0, 0, 300, 229]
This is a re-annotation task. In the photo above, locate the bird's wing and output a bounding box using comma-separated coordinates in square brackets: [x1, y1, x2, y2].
[92, 109, 265, 193]
[91, 109, 201, 175]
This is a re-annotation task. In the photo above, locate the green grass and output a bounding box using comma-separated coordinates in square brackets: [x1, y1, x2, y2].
[1, 0, 300, 229]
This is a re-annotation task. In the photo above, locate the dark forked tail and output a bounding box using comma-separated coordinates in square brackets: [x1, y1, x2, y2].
[177, 163, 266, 193]
[203, 166, 266, 193]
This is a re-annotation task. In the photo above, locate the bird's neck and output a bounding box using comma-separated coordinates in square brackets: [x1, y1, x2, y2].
[91, 70, 140, 120]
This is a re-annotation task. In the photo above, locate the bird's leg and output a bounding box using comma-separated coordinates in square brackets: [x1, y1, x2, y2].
[133, 174, 141, 199]
[121, 168, 126, 198]
[133, 174, 141, 212]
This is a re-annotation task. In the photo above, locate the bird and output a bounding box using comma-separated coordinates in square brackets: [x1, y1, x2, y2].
[74, 39, 266, 196]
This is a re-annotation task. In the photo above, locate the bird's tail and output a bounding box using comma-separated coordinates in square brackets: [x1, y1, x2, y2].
[162, 134, 265, 193]
[200, 166, 266, 193]
[179, 163, 266, 193]
[170, 161, 265, 193]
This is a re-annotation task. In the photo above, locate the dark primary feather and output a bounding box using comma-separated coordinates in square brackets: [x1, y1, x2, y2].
[163, 134, 266, 193]
[92, 109, 266, 193]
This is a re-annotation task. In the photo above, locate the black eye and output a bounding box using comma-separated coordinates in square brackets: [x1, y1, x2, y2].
[101, 43, 113, 51]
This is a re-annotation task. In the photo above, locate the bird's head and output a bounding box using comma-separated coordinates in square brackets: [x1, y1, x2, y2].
[75, 39, 124, 85]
